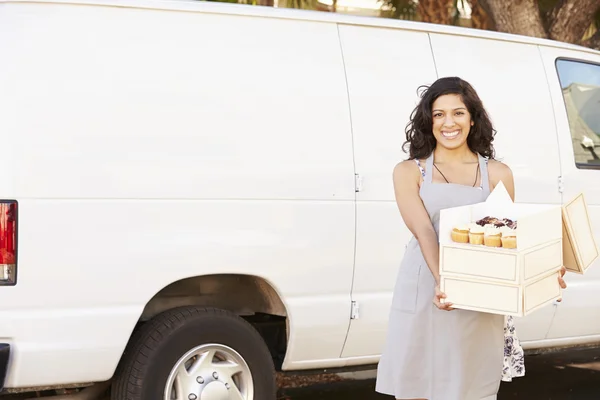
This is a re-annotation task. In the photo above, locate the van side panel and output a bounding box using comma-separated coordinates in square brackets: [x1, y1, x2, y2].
[539, 47, 600, 342]
[0, 4, 16, 199]
[428, 33, 562, 342]
[0, 3, 355, 386]
[337, 24, 438, 359]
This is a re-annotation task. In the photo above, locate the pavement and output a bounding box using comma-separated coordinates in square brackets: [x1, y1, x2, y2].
[278, 346, 600, 399]
[3, 346, 600, 399]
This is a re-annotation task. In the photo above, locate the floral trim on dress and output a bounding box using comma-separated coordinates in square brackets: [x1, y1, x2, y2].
[501, 315, 525, 381]
[414, 159, 426, 177]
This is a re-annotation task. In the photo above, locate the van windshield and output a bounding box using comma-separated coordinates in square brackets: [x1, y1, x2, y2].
[556, 59, 600, 168]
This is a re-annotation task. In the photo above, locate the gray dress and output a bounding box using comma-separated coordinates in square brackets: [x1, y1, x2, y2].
[375, 152, 505, 400]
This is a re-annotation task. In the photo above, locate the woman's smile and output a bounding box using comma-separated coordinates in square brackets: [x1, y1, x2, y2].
[441, 129, 461, 139]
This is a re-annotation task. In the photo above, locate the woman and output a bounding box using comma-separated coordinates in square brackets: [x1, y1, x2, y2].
[375, 77, 567, 400]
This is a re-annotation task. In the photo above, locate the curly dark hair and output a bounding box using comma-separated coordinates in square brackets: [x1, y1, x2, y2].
[403, 77, 496, 160]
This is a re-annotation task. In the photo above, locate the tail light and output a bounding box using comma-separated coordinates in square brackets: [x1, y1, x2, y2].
[0, 201, 17, 285]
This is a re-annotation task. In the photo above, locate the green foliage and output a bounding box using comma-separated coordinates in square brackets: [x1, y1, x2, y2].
[377, 0, 417, 20]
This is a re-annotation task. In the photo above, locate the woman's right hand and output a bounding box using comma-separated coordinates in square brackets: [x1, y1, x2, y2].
[433, 285, 454, 311]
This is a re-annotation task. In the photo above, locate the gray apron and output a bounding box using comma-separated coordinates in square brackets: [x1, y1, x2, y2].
[375, 152, 505, 400]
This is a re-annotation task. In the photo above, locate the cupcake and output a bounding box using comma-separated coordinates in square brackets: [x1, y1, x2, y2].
[500, 227, 517, 249]
[468, 225, 485, 245]
[451, 225, 470, 243]
[467, 222, 480, 230]
[484, 226, 502, 247]
[476, 216, 499, 227]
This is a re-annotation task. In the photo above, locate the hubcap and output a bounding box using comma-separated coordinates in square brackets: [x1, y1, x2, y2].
[164, 344, 253, 400]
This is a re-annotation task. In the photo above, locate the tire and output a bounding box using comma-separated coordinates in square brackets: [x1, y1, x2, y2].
[111, 306, 277, 400]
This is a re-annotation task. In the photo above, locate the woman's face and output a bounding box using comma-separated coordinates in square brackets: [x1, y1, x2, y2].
[431, 94, 474, 151]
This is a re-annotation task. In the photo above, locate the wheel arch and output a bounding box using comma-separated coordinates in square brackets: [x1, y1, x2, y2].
[139, 274, 289, 322]
[114, 273, 291, 378]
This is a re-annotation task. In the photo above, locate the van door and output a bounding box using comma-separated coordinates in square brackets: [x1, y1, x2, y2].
[427, 33, 562, 342]
[338, 24, 438, 358]
[538, 47, 600, 340]
[1, 5, 358, 371]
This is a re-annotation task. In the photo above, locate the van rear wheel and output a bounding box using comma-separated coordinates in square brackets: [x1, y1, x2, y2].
[112, 307, 277, 400]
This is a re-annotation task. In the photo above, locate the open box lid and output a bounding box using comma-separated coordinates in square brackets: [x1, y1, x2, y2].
[439, 181, 561, 249]
[562, 192, 599, 274]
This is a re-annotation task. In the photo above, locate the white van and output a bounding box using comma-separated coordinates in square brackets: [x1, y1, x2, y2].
[0, 0, 599, 398]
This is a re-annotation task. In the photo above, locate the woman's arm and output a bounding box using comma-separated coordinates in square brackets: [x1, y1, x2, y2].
[488, 160, 515, 201]
[393, 161, 453, 310]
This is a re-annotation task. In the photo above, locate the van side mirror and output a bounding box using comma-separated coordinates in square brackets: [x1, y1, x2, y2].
[581, 135, 597, 149]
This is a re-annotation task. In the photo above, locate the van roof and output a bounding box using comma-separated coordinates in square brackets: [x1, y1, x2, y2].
[3, 0, 600, 56]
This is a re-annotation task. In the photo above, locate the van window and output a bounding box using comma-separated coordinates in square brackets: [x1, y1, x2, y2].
[556, 59, 600, 169]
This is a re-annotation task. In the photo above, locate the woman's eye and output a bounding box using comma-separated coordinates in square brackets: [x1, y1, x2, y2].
[456, 112, 464, 116]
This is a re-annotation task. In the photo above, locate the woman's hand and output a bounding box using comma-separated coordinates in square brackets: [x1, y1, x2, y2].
[433, 285, 454, 311]
[556, 265, 567, 302]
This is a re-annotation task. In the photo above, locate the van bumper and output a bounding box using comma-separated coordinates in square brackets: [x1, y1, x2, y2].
[0, 343, 9, 390]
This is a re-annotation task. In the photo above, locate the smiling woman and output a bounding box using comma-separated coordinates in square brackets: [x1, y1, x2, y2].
[374, 77, 568, 400]
[403, 77, 496, 162]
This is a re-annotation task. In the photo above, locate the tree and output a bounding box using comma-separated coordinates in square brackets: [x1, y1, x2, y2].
[470, 0, 495, 30]
[417, 0, 454, 24]
[480, 0, 600, 48]
[383, 0, 600, 50]
[584, 28, 600, 50]
[479, 0, 546, 37]
[380, 0, 418, 20]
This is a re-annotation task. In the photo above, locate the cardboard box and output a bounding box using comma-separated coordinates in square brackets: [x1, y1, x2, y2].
[562, 193, 599, 274]
[440, 239, 562, 285]
[441, 269, 562, 317]
[439, 182, 563, 317]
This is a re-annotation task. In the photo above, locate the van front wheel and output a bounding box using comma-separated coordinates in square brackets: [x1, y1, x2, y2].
[111, 307, 277, 400]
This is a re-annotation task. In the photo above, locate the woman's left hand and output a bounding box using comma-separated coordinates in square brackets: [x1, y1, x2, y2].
[556, 265, 567, 302]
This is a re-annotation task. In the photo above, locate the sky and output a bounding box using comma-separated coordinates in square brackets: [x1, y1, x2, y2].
[556, 59, 600, 89]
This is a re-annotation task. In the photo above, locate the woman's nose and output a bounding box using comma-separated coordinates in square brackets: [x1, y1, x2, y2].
[444, 116, 456, 126]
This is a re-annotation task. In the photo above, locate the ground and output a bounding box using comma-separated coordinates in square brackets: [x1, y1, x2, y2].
[2, 346, 600, 399]
[279, 346, 600, 399]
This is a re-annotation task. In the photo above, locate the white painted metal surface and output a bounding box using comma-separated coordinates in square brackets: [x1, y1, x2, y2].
[539, 46, 600, 341]
[0, 0, 356, 386]
[337, 24, 438, 358]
